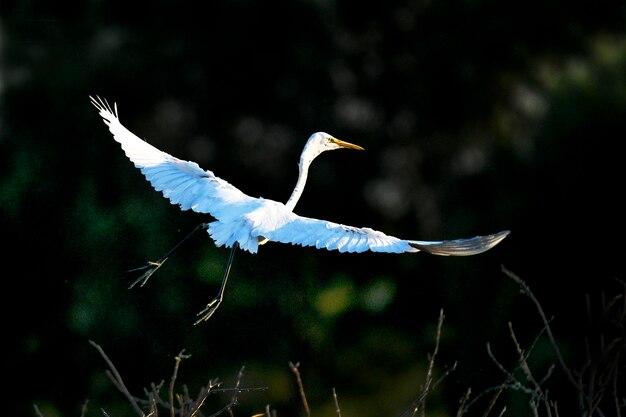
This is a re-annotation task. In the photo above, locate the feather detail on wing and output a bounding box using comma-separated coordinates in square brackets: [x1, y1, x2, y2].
[408, 230, 510, 256]
[264, 213, 413, 253]
[90, 96, 256, 220]
[252, 200, 509, 255]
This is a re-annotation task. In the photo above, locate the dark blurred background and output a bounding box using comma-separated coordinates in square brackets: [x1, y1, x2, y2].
[2, 1, 625, 416]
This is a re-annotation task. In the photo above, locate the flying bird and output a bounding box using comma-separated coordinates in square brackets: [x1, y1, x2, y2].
[91, 96, 509, 324]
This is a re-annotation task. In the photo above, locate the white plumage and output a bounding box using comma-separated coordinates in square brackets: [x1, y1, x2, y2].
[91, 96, 509, 322]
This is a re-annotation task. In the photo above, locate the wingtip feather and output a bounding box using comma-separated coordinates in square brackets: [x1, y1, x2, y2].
[90, 95, 118, 120]
[409, 230, 510, 256]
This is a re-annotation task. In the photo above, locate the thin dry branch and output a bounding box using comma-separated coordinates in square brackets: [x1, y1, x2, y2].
[33, 405, 45, 417]
[414, 308, 446, 417]
[230, 366, 245, 408]
[83, 400, 91, 417]
[188, 380, 217, 417]
[481, 346, 510, 417]
[398, 309, 453, 417]
[89, 340, 145, 417]
[261, 404, 277, 417]
[204, 368, 246, 417]
[507, 322, 553, 417]
[456, 388, 472, 417]
[462, 282, 557, 416]
[332, 387, 342, 417]
[170, 350, 191, 417]
[500, 266, 577, 388]
[289, 361, 311, 417]
[89, 341, 262, 417]
[502, 266, 626, 417]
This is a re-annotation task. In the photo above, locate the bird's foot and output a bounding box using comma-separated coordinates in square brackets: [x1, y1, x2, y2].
[194, 296, 222, 325]
[127, 258, 168, 289]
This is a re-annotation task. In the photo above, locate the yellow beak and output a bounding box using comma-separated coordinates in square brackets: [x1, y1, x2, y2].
[330, 137, 365, 151]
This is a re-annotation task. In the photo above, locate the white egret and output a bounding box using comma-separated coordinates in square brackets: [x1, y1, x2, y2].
[91, 96, 509, 324]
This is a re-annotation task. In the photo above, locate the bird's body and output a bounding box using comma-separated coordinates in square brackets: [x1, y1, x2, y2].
[91, 96, 509, 322]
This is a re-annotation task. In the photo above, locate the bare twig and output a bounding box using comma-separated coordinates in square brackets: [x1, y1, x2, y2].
[33, 405, 45, 417]
[478, 307, 555, 416]
[456, 387, 472, 417]
[289, 361, 311, 417]
[147, 391, 158, 417]
[80, 399, 90, 417]
[502, 266, 626, 417]
[332, 387, 342, 417]
[613, 358, 622, 417]
[508, 322, 552, 417]
[261, 404, 277, 417]
[508, 323, 542, 392]
[455, 383, 516, 417]
[203, 368, 247, 417]
[414, 309, 445, 417]
[181, 384, 192, 416]
[501, 266, 577, 389]
[412, 371, 467, 417]
[89, 340, 145, 417]
[170, 350, 191, 417]
[481, 345, 509, 417]
[89, 343, 247, 417]
[397, 309, 451, 417]
[189, 380, 217, 417]
[211, 386, 267, 394]
[232, 366, 245, 406]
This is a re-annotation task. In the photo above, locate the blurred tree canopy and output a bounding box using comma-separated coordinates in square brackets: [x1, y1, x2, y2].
[2, 1, 625, 416]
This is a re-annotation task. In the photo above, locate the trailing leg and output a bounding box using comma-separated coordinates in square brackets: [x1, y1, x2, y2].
[128, 223, 209, 289]
[194, 243, 238, 324]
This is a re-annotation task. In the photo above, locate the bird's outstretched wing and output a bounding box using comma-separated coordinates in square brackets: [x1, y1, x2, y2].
[248, 201, 509, 255]
[267, 218, 509, 255]
[90, 96, 258, 221]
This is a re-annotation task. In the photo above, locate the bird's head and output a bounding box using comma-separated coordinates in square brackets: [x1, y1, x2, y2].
[301, 132, 364, 164]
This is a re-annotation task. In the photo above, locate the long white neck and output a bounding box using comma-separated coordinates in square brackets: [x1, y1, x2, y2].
[285, 158, 311, 212]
